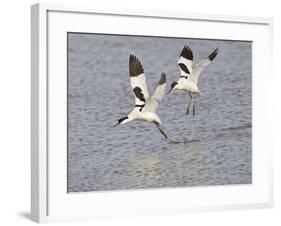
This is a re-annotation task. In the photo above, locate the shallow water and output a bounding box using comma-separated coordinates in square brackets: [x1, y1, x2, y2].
[67, 33, 252, 192]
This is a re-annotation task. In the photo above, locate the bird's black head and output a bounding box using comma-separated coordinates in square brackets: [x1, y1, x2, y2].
[168, 82, 178, 94]
[113, 116, 129, 127]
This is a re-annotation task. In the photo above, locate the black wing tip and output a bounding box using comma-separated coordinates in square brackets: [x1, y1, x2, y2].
[180, 45, 193, 61]
[129, 54, 139, 64]
[129, 54, 144, 77]
[129, 54, 137, 60]
[208, 47, 219, 61]
[158, 73, 166, 85]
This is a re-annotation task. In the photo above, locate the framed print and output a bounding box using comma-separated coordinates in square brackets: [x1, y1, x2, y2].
[31, 3, 274, 223]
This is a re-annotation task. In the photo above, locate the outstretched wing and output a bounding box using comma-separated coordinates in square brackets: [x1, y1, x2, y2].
[129, 55, 149, 110]
[178, 45, 193, 78]
[143, 73, 166, 112]
[188, 48, 219, 84]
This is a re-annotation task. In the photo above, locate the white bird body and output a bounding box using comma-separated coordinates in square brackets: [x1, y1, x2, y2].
[114, 55, 168, 139]
[169, 45, 218, 115]
[175, 78, 202, 96]
[124, 110, 161, 124]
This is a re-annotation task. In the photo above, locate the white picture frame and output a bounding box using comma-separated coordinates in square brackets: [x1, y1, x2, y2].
[31, 3, 274, 223]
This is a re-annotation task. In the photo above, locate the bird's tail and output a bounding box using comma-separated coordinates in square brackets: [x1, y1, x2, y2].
[197, 89, 203, 96]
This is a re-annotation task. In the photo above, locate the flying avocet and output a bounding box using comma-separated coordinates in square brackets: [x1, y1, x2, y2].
[113, 54, 168, 140]
[168, 45, 218, 115]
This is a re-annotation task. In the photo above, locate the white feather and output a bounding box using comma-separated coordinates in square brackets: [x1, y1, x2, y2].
[143, 83, 166, 112]
[130, 73, 149, 105]
[188, 58, 211, 84]
[178, 56, 193, 76]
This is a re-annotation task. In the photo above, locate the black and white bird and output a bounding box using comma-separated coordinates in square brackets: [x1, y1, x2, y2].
[113, 55, 168, 140]
[168, 45, 218, 115]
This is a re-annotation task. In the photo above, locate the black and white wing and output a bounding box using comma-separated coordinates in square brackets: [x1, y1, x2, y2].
[188, 48, 219, 84]
[129, 55, 149, 110]
[143, 73, 166, 112]
[178, 45, 193, 78]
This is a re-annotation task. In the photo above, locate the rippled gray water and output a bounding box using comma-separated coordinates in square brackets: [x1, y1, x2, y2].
[67, 33, 252, 192]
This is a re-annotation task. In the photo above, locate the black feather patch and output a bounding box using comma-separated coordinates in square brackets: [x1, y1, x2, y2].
[129, 55, 144, 77]
[180, 45, 193, 61]
[158, 73, 166, 85]
[208, 48, 219, 61]
[135, 104, 145, 111]
[133, 87, 145, 102]
[178, 63, 190, 74]
[118, 116, 128, 123]
[171, 82, 178, 89]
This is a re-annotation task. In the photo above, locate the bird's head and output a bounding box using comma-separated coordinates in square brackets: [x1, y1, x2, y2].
[168, 82, 178, 94]
[113, 116, 129, 127]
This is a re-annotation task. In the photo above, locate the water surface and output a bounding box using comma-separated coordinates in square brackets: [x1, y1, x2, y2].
[67, 33, 252, 192]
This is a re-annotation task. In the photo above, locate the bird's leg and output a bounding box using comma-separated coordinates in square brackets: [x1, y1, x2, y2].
[153, 122, 168, 140]
[193, 96, 196, 116]
[186, 101, 191, 115]
[186, 93, 192, 115]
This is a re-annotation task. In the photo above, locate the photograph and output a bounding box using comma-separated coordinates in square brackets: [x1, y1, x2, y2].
[67, 32, 252, 192]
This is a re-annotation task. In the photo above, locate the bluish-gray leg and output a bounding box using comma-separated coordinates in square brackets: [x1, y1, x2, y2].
[186, 93, 192, 115]
[193, 96, 196, 116]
